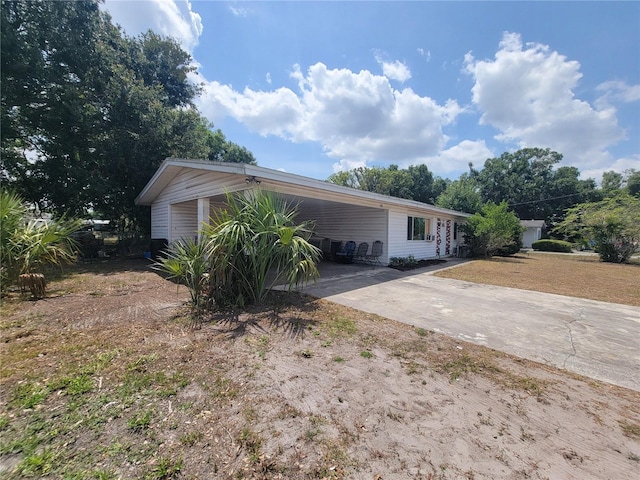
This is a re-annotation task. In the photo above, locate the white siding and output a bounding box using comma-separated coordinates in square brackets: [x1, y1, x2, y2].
[150, 169, 245, 241]
[388, 208, 462, 260]
[170, 200, 198, 242]
[297, 201, 389, 263]
[522, 227, 541, 248]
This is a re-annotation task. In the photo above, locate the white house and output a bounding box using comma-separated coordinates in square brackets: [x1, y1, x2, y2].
[520, 220, 545, 248]
[135, 158, 471, 265]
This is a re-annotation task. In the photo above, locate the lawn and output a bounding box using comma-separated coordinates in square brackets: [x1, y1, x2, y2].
[0, 258, 638, 479]
[434, 252, 640, 306]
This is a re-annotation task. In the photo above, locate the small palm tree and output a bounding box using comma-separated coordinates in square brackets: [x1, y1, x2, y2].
[0, 189, 82, 294]
[152, 237, 210, 314]
[203, 190, 321, 307]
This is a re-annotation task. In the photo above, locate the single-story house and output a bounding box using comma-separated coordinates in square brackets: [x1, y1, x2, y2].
[520, 220, 546, 248]
[135, 158, 471, 265]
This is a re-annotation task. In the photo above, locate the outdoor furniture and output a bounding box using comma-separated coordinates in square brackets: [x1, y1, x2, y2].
[354, 242, 369, 263]
[335, 241, 356, 263]
[366, 240, 383, 265]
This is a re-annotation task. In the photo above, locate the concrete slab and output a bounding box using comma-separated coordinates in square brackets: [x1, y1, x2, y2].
[300, 261, 640, 392]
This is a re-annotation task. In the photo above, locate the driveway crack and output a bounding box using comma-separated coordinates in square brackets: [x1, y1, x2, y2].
[562, 319, 577, 369]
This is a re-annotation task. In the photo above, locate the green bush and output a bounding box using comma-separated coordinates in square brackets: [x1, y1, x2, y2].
[531, 239, 573, 253]
[389, 255, 418, 268]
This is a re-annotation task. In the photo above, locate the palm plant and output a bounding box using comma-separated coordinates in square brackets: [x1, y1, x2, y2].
[152, 237, 210, 313]
[0, 189, 82, 293]
[203, 190, 321, 307]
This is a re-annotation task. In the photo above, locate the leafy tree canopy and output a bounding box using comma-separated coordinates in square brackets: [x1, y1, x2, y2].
[436, 173, 483, 214]
[327, 164, 447, 204]
[460, 202, 524, 257]
[555, 193, 640, 263]
[1, 0, 255, 233]
[470, 148, 599, 222]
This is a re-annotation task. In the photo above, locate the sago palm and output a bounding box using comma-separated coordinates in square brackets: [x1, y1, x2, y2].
[203, 190, 321, 307]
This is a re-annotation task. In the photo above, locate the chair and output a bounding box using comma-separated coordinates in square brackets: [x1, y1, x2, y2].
[366, 240, 383, 265]
[335, 241, 356, 263]
[320, 238, 332, 259]
[354, 242, 369, 263]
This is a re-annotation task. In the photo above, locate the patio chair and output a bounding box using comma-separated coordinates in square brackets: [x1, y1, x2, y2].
[366, 240, 383, 266]
[320, 237, 332, 259]
[335, 240, 356, 263]
[354, 242, 369, 263]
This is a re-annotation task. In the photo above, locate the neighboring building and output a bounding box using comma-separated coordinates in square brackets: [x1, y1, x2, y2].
[520, 220, 546, 248]
[135, 158, 471, 265]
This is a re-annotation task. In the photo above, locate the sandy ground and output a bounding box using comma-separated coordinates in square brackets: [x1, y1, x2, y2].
[1, 258, 639, 479]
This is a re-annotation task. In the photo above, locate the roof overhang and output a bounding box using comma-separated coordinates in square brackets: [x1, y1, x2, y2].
[135, 158, 472, 219]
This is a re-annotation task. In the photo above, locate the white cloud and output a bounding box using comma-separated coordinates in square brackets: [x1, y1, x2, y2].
[582, 153, 640, 183]
[228, 5, 250, 17]
[417, 48, 431, 62]
[103, 0, 203, 52]
[375, 54, 412, 83]
[464, 32, 626, 174]
[595, 80, 640, 108]
[266, 72, 272, 85]
[403, 140, 494, 175]
[196, 62, 462, 169]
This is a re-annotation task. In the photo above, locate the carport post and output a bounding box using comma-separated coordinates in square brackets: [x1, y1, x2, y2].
[197, 197, 210, 242]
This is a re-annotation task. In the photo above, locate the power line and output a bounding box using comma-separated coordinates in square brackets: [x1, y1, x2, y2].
[507, 192, 587, 207]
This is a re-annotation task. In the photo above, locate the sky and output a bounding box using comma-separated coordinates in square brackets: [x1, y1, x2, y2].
[103, 0, 640, 182]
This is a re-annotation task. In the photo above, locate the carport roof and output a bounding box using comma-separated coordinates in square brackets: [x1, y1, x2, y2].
[135, 158, 471, 218]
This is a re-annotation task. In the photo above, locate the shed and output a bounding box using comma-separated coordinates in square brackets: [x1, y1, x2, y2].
[135, 158, 471, 265]
[520, 220, 546, 248]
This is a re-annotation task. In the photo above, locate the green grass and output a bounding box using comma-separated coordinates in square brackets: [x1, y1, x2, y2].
[127, 409, 153, 432]
[324, 315, 357, 338]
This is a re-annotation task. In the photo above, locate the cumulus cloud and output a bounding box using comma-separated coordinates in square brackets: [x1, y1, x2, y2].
[595, 80, 640, 108]
[582, 153, 640, 184]
[196, 62, 463, 170]
[403, 140, 494, 175]
[464, 32, 626, 173]
[103, 0, 203, 52]
[374, 55, 412, 83]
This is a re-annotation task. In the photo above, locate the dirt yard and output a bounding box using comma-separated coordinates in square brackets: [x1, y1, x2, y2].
[1, 258, 639, 479]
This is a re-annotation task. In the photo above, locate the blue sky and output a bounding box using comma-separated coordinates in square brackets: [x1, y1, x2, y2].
[103, 1, 639, 182]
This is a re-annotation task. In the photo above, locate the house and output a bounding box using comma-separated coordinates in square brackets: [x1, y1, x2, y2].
[520, 220, 545, 248]
[135, 158, 471, 265]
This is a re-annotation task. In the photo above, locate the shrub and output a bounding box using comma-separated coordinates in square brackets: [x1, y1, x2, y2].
[0, 189, 81, 292]
[389, 255, 418, 269]
[555, 193, 640, 263]
[460, 201, 523, 257]
[531, 239, 573, 253]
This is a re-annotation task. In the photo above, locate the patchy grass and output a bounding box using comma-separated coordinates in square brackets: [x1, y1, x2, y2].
[435, 253, 640, 306]
[1, 258, 638, 479]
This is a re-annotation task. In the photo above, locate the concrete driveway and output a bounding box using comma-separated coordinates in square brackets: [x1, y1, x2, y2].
[301, 261, 640, 392]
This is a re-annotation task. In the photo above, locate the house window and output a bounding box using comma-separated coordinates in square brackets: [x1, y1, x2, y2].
[453, 222, 458, 241]
[407, 216, 430, 241]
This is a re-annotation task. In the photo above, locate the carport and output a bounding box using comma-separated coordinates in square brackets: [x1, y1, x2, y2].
[135, 158, 471, 265]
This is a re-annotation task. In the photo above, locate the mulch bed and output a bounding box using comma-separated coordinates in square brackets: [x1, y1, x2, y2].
[388, 259, 448, 271]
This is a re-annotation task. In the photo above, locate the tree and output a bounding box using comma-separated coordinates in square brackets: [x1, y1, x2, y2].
[1, 0, 256, 233]
[601, 170, 623, 196]
[460, 202, 524, 257]
[436, 174, 482, 214]
[624, 170, 640, 198]
[555, 193, 640, 263]
[471, 148, 599, 222]
[327, 164, 447, 204]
